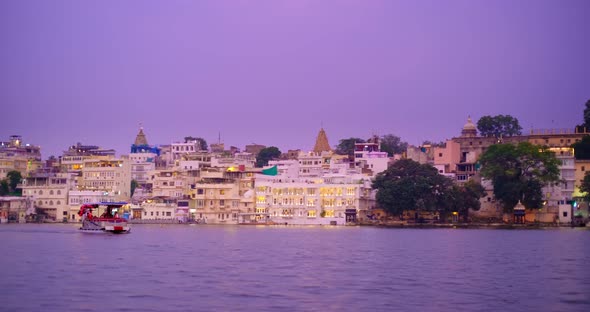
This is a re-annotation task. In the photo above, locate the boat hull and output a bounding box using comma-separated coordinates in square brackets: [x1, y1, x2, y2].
[80, 219, 131, 234]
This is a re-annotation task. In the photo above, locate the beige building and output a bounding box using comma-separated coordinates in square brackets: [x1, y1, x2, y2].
[189, 169, 256, 224]
[80, 157, 131, 201]
[0, 135, 43, 179]
[20, 173, 76, 222]
[0, 196, 31, 223]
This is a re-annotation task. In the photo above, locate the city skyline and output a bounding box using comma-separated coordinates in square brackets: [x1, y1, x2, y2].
[1, 0, 588, 158]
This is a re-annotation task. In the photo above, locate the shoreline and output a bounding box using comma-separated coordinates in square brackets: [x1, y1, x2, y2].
[5, 220, 588, 230]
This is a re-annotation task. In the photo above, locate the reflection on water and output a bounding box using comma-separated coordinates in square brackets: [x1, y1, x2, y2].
[0, 224, 589, 312]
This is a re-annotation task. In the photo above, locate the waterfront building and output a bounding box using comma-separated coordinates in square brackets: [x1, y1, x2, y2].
[0, 196, 32, 223]
[139, 197, 178, 221]
[19, 172, 76, 222]
[435, 118, 588, 221]
[0, 135, 43, 179]
[255, 169, 364, 225]
[189, 168, 256, 224]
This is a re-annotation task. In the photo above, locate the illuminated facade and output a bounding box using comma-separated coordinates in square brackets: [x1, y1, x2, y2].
[80, 157, 131, 202]
[0, 135, 42, 179]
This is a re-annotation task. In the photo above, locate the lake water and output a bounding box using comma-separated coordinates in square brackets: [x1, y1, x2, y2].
[0, 224, 589, 312]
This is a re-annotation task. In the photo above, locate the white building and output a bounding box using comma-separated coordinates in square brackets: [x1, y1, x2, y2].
[20, 172, 76, 222]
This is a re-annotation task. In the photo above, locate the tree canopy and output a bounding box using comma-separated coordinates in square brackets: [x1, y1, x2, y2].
[444, 180, 486, 222]
[572, 136, 590, 160]
[477, 115, 522, 138]
[256, 146, 282, 168]
[372, 159, 471, 217]
[479, 142, 560, 211]
[335, 138, 365, 157]
[184, 136, 208, 151]
[380, 134, 408, 156]
[0, 170, 22, 196]
[583, 99, 590, 130]
[580, 171, 590, 202]
[130, 179, 138, 198]
[0, 180, 9, 196]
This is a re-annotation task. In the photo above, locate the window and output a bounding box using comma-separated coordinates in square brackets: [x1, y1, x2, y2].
[220, 200, 225, 206]
[438, 153, 443, 157]
[563, 211, 568, 217]
[197, 189, 204, 195]
[582, 166, 585, 172]
[220, 189, 225, 195]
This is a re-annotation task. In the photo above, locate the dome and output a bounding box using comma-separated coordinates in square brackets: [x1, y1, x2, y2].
[463, 116, 476, 131]
[461, 116, 478, 137]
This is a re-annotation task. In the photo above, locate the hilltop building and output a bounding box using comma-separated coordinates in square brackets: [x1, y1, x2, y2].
[0, 135, 43, 179]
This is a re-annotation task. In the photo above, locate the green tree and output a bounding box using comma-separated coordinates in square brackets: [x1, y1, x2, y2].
[335, 138, 365, 157]
[256, 147, 282, 168]
[184, 136, 208, 151]
[372, 159, 453, 217]
[477, 115, 522, 138]
[444, 180, 486, 222]
[130, 179, 138, 198]
[479, 142, 560, 211]
[380, 134, 408, 156]
[6, 170, 22, 195]
[582, 99, 590, 130]
[572, 135, 590, 160]
[0, 179, 8, 196]
[579, 171, 590, 202]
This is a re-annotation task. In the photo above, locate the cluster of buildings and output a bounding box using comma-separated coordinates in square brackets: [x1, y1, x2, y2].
[0, 118, 587, 225]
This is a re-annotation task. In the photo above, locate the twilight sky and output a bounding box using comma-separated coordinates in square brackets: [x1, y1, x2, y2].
[1, 0, 589, 158]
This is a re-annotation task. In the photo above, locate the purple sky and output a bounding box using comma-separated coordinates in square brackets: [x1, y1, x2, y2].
[1, 0, 589, 159]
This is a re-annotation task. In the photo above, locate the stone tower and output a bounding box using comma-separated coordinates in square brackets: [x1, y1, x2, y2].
[313, 128, 332, 153]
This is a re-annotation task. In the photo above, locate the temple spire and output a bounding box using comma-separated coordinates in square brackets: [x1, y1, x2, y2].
[313, 128, 332, 153]
[134, 125, 148, 146]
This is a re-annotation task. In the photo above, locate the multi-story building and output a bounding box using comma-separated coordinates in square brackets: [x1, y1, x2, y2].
[0, 135, 43, 179]
[129, 127, 159, 190]
[433, 118, 587, 220]
[148, 169, 187, 198]
[353, 135, 389, 177]
[79, 157, 131, 202]
[189, 169, 256, 224]
[19, 172, 76, 222]
[0, 196, 31, 223]
[255, 172, 363, 225]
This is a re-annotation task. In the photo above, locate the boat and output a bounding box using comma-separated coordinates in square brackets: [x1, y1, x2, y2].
[78, 202, 131, 234]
